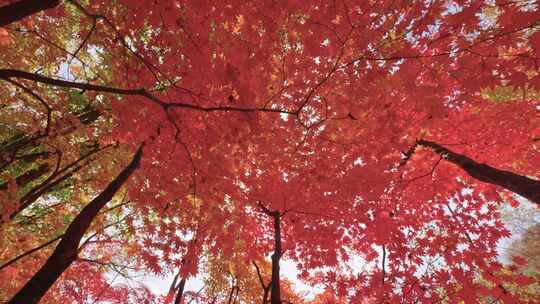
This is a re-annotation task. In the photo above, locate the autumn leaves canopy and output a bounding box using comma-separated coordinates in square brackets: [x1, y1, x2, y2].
[0, 0, 539, 303]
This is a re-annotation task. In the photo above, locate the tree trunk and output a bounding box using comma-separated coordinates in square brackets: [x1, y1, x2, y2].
[252, 261, 270, 304]
[270, 212, 282, 304]
[258, 202, 283, 304]
[227, 285, 235, 304]
[173, 277, 186, 304]
[418, 139, 540, 204]
[0, 0, 59, 27]
[233, 286, 240, 304]
[263, 288, 270, 304]
[7, 145, 143, 304]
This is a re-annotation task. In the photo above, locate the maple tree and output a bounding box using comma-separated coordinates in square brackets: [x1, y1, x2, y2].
[1, 0, 540, 303]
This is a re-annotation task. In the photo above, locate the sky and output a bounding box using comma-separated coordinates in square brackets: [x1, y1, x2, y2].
[140, 258, 323, 301]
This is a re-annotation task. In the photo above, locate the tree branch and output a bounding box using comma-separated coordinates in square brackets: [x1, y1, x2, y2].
[0, 69, 297, 115]
[0, 0, 59, 27]
[0, 234, 62, 271]
[417, 139, 540, 204]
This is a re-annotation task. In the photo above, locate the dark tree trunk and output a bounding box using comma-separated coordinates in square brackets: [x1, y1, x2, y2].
[263, 288, 270, 304]
[0, 0, 59, 27]
[252, 261, 270, 304]
[233, 286, 240, 304]
[7, 145, 143, 304]
[418, 139, 540, 204]
[227, 285, 235, 304]
[173, 277, 186, 304]
[168, 271, 181, 295]
[270, 212, 281, 304]
[258, 202, 282, 304]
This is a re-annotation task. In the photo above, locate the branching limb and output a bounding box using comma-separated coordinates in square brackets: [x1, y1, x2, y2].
[0, 234, 63, 271]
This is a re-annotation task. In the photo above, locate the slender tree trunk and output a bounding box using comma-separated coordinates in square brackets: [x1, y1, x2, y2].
[173, 277, 187, 304]
[418, 139, 540, 204]
[0, 0, 59, 27]
[7, 145, 143, 304]
[263, 287, 270, 304]
[227, 285, 235, 304]
[252, 261, 270, 304]
[258, 202, 282, 304]
[270, 212, 282, 304]
[233, 286, 240, 304]
[168, 271, 181, 295]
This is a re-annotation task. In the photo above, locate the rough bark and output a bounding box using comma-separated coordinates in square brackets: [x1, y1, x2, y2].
[0, 0, 59, 27]
[7, 145, 143, 304]
[418, 139, 540, 204]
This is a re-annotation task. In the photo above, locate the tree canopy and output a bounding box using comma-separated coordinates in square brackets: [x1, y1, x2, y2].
[0, 0, 539, 303]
